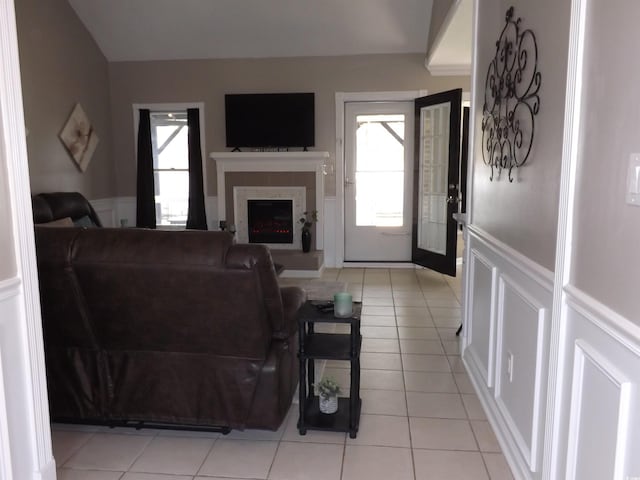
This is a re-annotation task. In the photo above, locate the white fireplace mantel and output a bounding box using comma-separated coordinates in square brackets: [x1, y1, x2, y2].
[209, 151, 329, 249]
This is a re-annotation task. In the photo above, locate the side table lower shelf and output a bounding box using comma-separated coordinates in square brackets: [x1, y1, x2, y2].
[297, 396, 361, 438]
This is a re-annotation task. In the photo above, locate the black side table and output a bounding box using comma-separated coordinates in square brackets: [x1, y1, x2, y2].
[297, 301, 362, 438]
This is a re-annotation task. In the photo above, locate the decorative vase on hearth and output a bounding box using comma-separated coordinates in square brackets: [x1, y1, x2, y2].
[301, 229, 311, 253]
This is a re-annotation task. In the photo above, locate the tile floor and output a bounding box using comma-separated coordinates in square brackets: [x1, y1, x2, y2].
[53, 267, 514, 480]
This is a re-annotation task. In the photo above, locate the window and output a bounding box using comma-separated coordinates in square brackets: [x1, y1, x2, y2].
[134, 103, 206, 228]
[151, 111, 189, 226]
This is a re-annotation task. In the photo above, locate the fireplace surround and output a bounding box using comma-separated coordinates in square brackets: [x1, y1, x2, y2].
[210, 151, 329, 250]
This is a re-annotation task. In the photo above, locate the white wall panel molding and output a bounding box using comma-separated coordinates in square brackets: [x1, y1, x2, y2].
[463, 229, 553, 479]
[467, 225, 554, 291]
[565, 339, 632, 480]
[465, 247, 497, 387]
[565, 285, 640, 357]
[91, 197, 116, 227]
[550, 289, 640, 479]
[494, 274, 549, 473]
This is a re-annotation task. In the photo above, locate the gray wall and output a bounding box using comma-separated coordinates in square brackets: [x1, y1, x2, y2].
[571, 0, 640, 322]
[15, 0, 115, 198]
[108, 54, 469, 197]
[471, 0, 571, 271]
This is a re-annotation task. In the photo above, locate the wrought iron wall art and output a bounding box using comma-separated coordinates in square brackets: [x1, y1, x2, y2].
[482, 6, 541, 182]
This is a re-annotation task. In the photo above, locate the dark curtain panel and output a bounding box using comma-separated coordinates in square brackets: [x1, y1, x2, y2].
[136, 109, 156, 228]
[186, 108, 208, 230]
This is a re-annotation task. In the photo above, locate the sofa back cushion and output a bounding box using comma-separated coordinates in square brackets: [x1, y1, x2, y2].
[32, 192, 103, 226]
[69, 229, 274, 359]
[35, 227, 99, 349]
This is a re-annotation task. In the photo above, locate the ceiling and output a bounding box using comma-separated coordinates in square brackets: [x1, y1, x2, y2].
[427, 0, 472, 75]
[67, 0, 435, 62]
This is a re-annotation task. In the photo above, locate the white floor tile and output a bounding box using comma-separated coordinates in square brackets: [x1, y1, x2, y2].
[342, 445, 413, 480]
[482, 453, 515, 480]
[395, 315, 434, 327]
[268, 442, 343, 480]
[51, 430, 94, 466]
[471, 421, 501, 453]
[462, 394, 488, 420]
[404, 371, 458, 393]
[57, 470, 123, 480]
[361, 338, 400, 353]
[281, 410, 346, 444]
[129, 435, 213, 475]
[360, 326, 398, 339]
[454, 372, 476, 394]
[399, 339, 445, 355]
[410, 417, 477, 451]
[397, 326, 439, 340]
[360, 315, 396, 326]
[358, 352, 403, 370]
[401, 354, 452, 372]
[65, 433, 153, 471]
[360, 369, 405, 391]
[406, 392, 467, 419]
[360, 389, 407, 416]
[347, 414, 410, 447]
[122, 473, 192, 480]
[199, 439, 278, 478]
[413, 449, 489, 480]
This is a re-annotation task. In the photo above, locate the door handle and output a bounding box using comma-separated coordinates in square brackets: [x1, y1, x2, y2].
[447, 195, 457, 204]
[345, 178, 355, 186]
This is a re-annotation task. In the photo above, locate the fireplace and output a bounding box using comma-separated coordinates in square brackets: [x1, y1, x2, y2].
[247, 199, 293, 244]
[233, 186, 305, 249]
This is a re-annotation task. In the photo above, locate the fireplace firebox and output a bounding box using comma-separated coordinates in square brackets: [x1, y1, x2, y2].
[247, 199, 294, 244]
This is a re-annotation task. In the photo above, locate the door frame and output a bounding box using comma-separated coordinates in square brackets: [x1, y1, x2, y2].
[335, 91, 427, 267]
[0, 0, 55, 478]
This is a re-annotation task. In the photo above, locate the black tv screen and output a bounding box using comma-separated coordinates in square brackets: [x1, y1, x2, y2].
[225, 93, 315, 149]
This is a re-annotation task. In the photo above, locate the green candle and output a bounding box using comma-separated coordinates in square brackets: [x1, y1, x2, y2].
[334, 292, 353, 318]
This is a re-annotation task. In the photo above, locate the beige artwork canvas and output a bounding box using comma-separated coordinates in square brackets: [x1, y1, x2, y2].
[59, 103, 99, 172]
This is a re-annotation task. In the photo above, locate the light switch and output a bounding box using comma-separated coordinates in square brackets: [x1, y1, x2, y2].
[627, 153, 640, 206]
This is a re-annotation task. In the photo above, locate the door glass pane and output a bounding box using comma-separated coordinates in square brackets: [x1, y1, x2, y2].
[418, 103, 450, 254]
[355, 114, 405, 227]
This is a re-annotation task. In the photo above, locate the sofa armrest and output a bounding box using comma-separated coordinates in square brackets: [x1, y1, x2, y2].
[273, 286, 306, 339]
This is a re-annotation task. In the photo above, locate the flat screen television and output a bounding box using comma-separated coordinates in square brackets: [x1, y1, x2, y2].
[225, 93, 315, 149]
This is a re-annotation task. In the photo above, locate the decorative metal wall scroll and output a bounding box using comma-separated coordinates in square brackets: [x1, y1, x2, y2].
[482, 6, 541, 182]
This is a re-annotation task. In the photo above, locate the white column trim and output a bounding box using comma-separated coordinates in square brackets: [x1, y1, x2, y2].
[0, 0, 54, 477]
[544, 0, 589, 477]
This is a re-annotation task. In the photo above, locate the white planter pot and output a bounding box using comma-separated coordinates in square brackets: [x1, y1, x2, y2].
[319, 395, 338, 414]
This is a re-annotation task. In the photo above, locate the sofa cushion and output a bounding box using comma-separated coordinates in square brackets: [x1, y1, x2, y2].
[40, 216, 74, 227]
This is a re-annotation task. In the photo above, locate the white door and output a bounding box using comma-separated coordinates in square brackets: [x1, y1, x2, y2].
[344, 102, 414, 261]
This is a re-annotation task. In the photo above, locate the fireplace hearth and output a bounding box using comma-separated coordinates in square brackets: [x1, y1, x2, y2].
[247, 199, 294, 244]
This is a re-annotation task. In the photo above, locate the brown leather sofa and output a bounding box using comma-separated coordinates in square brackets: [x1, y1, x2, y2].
[33, 193, 305, 431]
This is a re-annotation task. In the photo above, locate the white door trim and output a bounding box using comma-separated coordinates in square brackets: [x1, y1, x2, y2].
[0, 0, 55, 478]
[334, 91, 427, 267]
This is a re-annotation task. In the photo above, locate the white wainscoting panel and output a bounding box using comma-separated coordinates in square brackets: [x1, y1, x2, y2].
[91, 197, 116, 227]
[466, 248, 497, 388]
[462, 226, 553, 480]
[91, 196, 219, 230]
[551, 287, 640, 480]
[494, 275, 549, 473]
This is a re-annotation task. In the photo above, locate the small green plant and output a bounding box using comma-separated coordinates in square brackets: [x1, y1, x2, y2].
[314, 377, 341, 399]
[299, 210, 318, 232]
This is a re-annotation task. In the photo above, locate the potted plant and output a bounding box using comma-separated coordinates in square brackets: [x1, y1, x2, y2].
[298, 210, 318, 253]
[315, 376, 341, 414]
